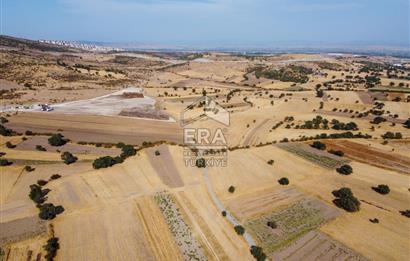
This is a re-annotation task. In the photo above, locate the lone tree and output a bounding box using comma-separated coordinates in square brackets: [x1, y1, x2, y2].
[61, 151, 77, 165]
[332, 187, 360, 212]
[311, 141, 326, 150]
[278, 177, 289, 185]
[234, 225, 245, 235]
[336, 164, 353, 175]
[48, 133, 67, 146]
[250, 246, 267, 261]
[228, 186, 235, 193]
[372, 184, 390, 195]
[43, 237, 60, 261]
[25, 165, 35, 172]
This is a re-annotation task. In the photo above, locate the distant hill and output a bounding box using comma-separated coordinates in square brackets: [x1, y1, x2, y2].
[0, 35, 77, 53]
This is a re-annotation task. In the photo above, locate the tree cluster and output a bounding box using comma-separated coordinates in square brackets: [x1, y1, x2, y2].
[48, 133, 68, 146]
[332, 187, 360, 212]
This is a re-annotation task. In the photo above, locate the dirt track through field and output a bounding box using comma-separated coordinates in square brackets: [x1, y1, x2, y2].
[242, 119, 271, 146]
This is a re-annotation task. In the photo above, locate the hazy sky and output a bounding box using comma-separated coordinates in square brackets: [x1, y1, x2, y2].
[2, 0, 409, 47]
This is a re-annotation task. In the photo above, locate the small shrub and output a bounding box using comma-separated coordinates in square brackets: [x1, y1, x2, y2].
[234, 225, 245, 235]
[278, 177, 289, 185]
[267, 221, 277, 229]
[43, 237, 60, 261]
[6, 141, 16, 149]
[336, 164, 353, 175]
[61, 151, 78, 165]
[267, 159, 274, 165]
[228, 186, 235, 193]
[25, 130, 34, 135]
[372, 184, 390, 195]
[37, 179, 48, 186]
[48, 133, 67, 146]
[0, 158, 12, 166]
[120, 145, 136, 158]
[25, 165, 35, 172]
[0, 124, 13, 136]
[155, 150, 161, 156]
[221, 210, 227, 217]
[36, 145, 47, 151]
[50, 174, 61, 180]
[116, 142, 125, 148]
[328, 150, 344, 157]
[399, 210, 410, 218]
[369, 218, 379, 223]
[0, 117, 8, 123]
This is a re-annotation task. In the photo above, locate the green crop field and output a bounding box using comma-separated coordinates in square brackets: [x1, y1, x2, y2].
[277, 143, 349, 169]
[246, 199, 327, 254]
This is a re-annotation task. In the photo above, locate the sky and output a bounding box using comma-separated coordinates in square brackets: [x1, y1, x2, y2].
[1, 0, 409, 48]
